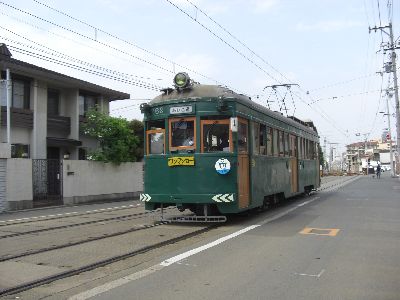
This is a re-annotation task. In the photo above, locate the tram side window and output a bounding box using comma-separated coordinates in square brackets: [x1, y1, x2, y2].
[309, 141, 315, 159]
[266, 127, 273, 156]
[278, 131, 284, 156]
[273, 128, 278, 156]
[146, 120, 166, 155]
[260, 124, 266, 155]
[289, 135, 296, 157]
[238, 121, 248, 153]
[284, 132, 289, 157]
[305, 139, 309, 159]
[252, 122, 260, 155]
[202, 120, 230, 152]
[170, 117, 196, 150]
[298, 137, 303, 159]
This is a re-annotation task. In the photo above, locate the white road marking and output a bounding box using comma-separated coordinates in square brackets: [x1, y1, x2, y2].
[294, 269, 325, 278]
[160, 225, 260, 266]
[69, 196, 321, 300]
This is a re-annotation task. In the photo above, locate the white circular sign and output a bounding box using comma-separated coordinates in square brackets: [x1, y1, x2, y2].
[215, 158, 231, 175]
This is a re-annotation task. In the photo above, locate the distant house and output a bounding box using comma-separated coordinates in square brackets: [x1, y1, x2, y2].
[0, 43, 131, 210]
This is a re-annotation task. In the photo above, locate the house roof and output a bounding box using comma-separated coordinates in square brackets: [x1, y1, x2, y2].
[0, 44, 130, 101]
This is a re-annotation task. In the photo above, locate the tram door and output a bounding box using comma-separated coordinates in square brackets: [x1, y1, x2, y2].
[238, 119, 250, 208]
[290, 135, 298, 193]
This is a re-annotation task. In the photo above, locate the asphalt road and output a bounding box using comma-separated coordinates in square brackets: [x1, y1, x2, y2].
[70, 173, 400, 300]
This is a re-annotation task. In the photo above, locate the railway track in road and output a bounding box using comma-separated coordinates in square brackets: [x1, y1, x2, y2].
[0, 205, 180, 239]
[0, 221, 219, 297]
[0, 221, 169, 262]
[0, 206, 186, 261]
[0, 203, 147, 227]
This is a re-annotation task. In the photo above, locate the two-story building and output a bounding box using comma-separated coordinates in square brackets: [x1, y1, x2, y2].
[0, 43, 130, 210]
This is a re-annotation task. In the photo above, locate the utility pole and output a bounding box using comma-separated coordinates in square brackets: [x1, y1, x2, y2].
[370, 23, 400, 176]
[383, 89, 395, 176]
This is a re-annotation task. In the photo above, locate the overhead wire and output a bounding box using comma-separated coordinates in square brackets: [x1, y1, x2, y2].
[165, 0, 281, 84]
[0, 10, 173, 80]
[0, 30, 162, 90]
[29, 0, 232, 89]
[183, 0, 291, 84]
[167, 0, 354, 139]
[8, 45, 161, 91]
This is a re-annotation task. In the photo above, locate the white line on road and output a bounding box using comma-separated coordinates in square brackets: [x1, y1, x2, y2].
[294, 269, 325, 278]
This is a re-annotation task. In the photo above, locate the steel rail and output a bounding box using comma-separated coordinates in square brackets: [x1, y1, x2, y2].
[0, 209, 176, 239]
[0, 224, 219, 296]
[0, 204, 142, 227]
[0, 221, 169, 262]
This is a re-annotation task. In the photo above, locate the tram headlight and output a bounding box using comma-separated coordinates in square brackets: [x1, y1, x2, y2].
[173, 72, 190, 89]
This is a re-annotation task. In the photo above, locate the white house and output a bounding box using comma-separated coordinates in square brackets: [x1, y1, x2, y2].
[0, 43, 137, 211]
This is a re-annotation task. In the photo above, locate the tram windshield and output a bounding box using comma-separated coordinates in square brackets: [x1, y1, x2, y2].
[202, 120, 230, 152]
[170, 118, 195, 149]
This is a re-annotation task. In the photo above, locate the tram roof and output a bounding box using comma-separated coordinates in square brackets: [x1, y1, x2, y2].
[151, 84, 318, 136]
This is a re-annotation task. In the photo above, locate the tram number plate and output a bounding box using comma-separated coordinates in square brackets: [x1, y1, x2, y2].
[168, 156, 195, 167]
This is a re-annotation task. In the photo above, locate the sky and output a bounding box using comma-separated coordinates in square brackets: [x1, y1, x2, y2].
[1, 0, 399, 157]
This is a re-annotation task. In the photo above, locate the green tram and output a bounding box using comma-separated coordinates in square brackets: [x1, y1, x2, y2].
[140, 73, 320, 222]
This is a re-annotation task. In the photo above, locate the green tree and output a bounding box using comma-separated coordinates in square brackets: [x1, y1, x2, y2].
[82, 110, 139, 164]
[130, 119, 144, 161]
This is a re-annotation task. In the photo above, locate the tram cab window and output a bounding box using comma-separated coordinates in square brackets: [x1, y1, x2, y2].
[169, 117, 196, 151]
[146, 120, 165, 155]
[147, 130, 165, 154]
[202, 119, 230, 152]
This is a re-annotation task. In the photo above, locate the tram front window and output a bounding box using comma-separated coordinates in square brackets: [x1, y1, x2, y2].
[148, 130, 165, 154]
[170, 118, 196, 150]
[202, 120, 230, 152]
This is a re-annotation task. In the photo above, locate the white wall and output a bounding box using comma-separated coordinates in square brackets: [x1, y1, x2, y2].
[63, 160, 143, 204]
[6, 158, 33, 209]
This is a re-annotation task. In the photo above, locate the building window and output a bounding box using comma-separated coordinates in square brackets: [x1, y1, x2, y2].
[47, 89, 60, 115]
[79, 148, 87, 160]
[11, 144, 30, 158]
[12, 79, 30, 109]
[79, 93, 98, 116]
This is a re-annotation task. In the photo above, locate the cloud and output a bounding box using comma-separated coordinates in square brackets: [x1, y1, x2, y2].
[296, 20, 364, 32]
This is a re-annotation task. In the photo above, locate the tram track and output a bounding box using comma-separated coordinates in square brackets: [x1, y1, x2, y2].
[0, 223, 219, 297]
[0, 203, 144, 227]
[0, 206, 178, 239]
[0, 221, 169, 262]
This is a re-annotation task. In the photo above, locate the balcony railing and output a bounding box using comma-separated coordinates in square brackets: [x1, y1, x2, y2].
[47, 115, 71, 135]
[0, 106, 33, 129]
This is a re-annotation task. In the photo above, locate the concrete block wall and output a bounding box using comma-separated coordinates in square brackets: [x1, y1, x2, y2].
[62, 160, 143, 205]
[6, 158, 33, 210]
